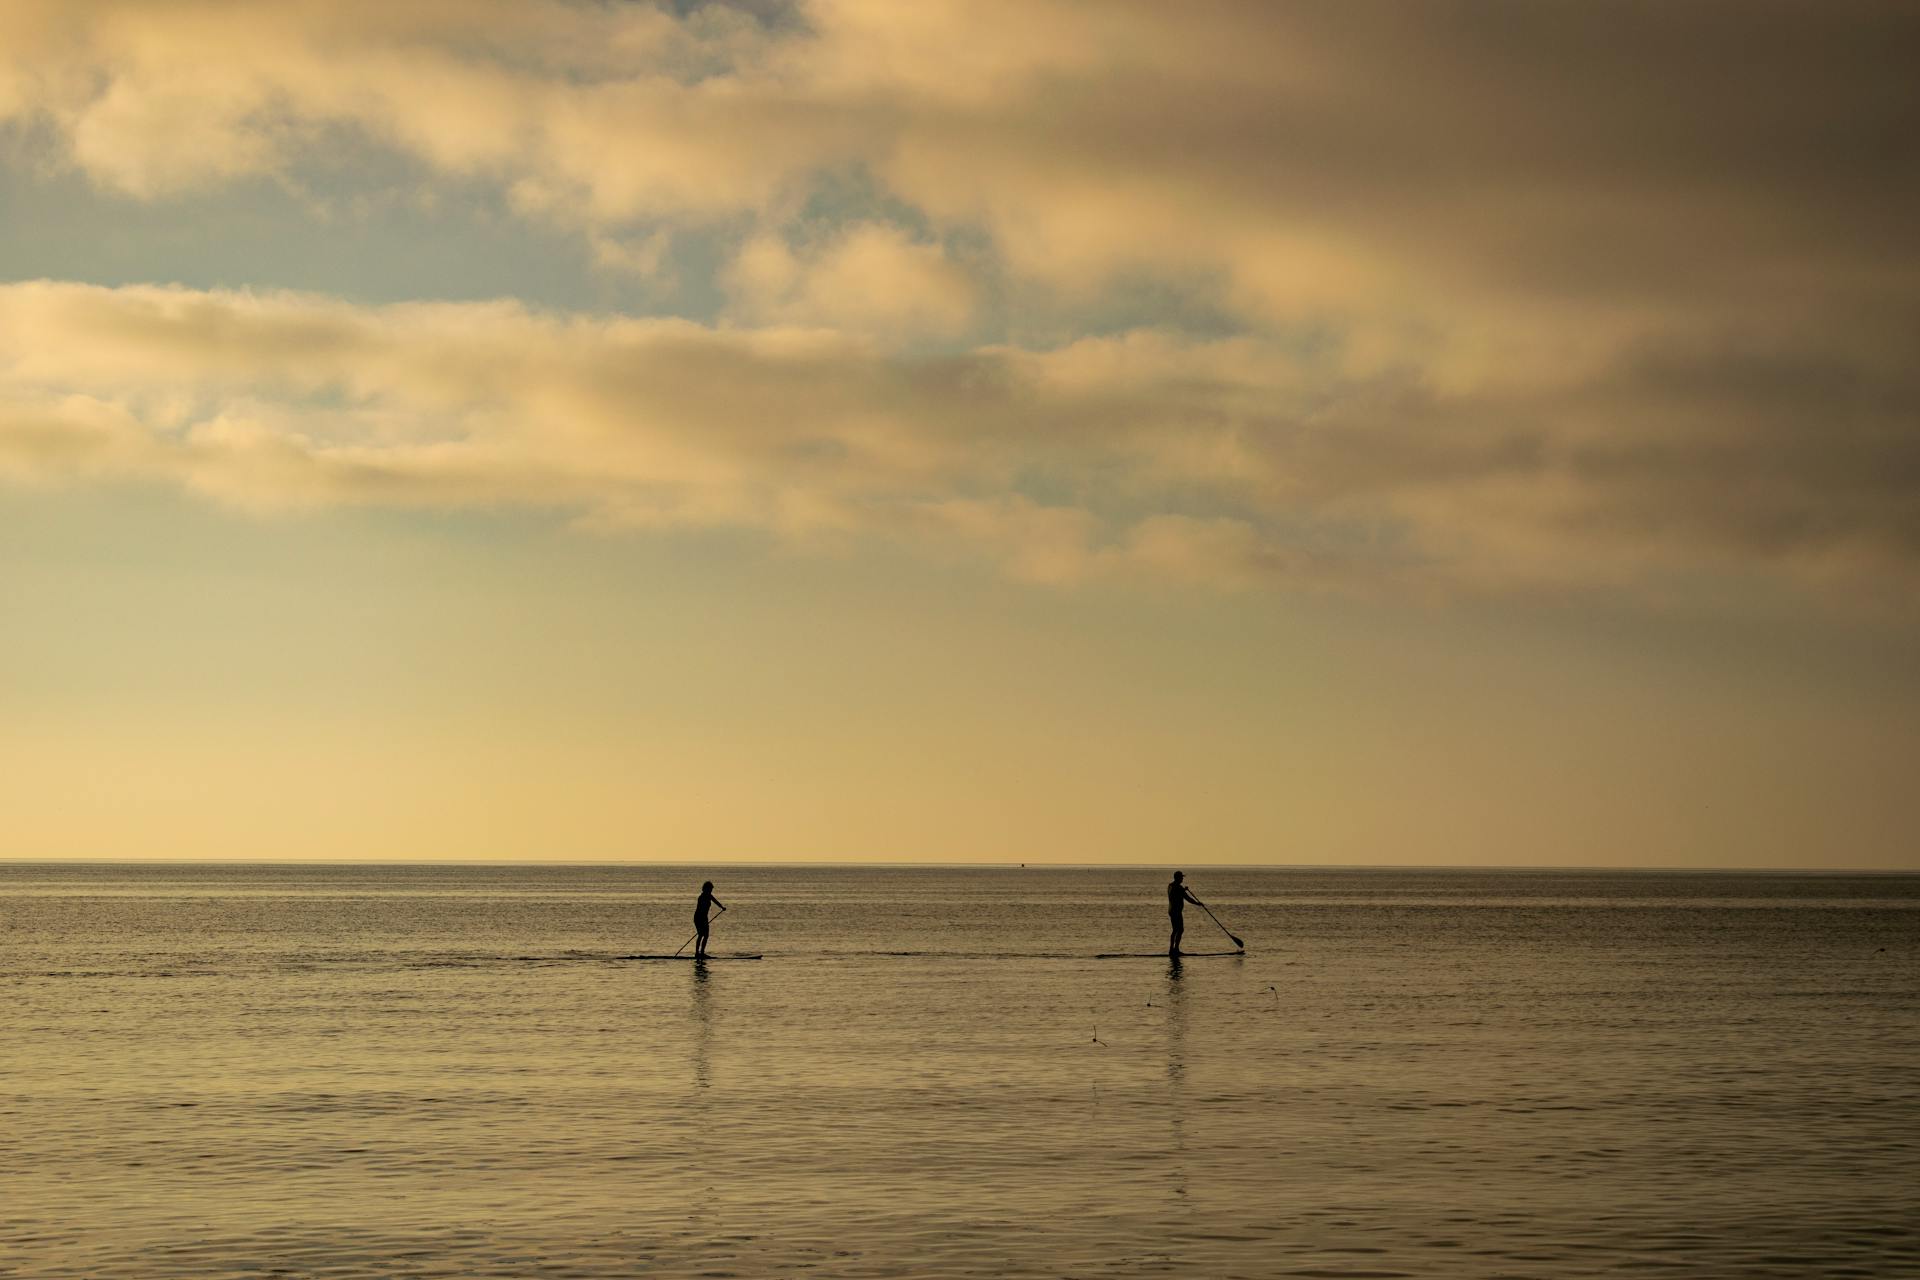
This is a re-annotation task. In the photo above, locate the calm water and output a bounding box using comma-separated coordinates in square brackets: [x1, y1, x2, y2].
[2, 863, 1915, 1279]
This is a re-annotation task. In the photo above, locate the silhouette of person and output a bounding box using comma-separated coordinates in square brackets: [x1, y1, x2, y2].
[1167, 871, 1203, 956]
[693, 881, 725, 959]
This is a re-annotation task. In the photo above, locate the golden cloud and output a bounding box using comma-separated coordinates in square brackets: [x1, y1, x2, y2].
[4, 280, 1916, 597]
[3, 0, 1907, 335]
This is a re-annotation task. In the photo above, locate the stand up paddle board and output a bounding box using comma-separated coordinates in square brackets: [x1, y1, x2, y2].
[615, 954, 763, 961]
[1094, 951, 1245, 959]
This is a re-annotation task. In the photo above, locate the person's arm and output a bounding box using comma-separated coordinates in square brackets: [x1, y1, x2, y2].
[1185, 888, 1204, 906]
[714, 897, 727, 912]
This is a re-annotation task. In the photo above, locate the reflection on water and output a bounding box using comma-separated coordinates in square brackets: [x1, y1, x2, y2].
[3, 862, 1916, 1279]
[1163, 956, 1188, 1212]
[690, 960, 712, 1090]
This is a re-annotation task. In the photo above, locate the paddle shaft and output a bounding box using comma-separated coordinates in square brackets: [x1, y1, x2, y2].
[1198, 901, 1244, 950]
[673, 904, 727, 956]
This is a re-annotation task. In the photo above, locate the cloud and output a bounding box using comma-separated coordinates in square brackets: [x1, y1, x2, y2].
[3, 2, 1910, 331]
[0, 0, 828, 205]
[1, 5, 1914, 601]
[3, 280, 1917, 599]
[724, 224, 977, 337]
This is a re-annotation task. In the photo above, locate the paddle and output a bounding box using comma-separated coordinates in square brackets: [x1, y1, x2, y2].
[1198, 901, 1244, 951]
[672, 903, 727, 956]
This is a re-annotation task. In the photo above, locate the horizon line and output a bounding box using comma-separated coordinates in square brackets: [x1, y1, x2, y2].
[1, 857, 1912, 876]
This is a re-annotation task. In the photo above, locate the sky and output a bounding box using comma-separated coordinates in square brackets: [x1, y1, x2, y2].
[2, 0, 1917, 868]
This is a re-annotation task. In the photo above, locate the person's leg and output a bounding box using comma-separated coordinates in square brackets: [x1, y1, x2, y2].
[695, 920, 708, 958]
[1169, 914, 1183, 955]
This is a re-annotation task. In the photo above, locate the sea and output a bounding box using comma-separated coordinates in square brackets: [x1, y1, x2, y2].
[2, 863, 1915, 1279]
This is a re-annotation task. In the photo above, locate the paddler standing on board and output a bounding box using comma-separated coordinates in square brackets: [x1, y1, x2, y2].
[694, 881, 726, 959]
[1168, 871, 1203, 957]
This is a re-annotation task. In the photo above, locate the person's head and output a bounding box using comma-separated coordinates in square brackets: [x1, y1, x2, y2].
[1172, 871, 1184, 882]
[702, 880, 714, 892]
